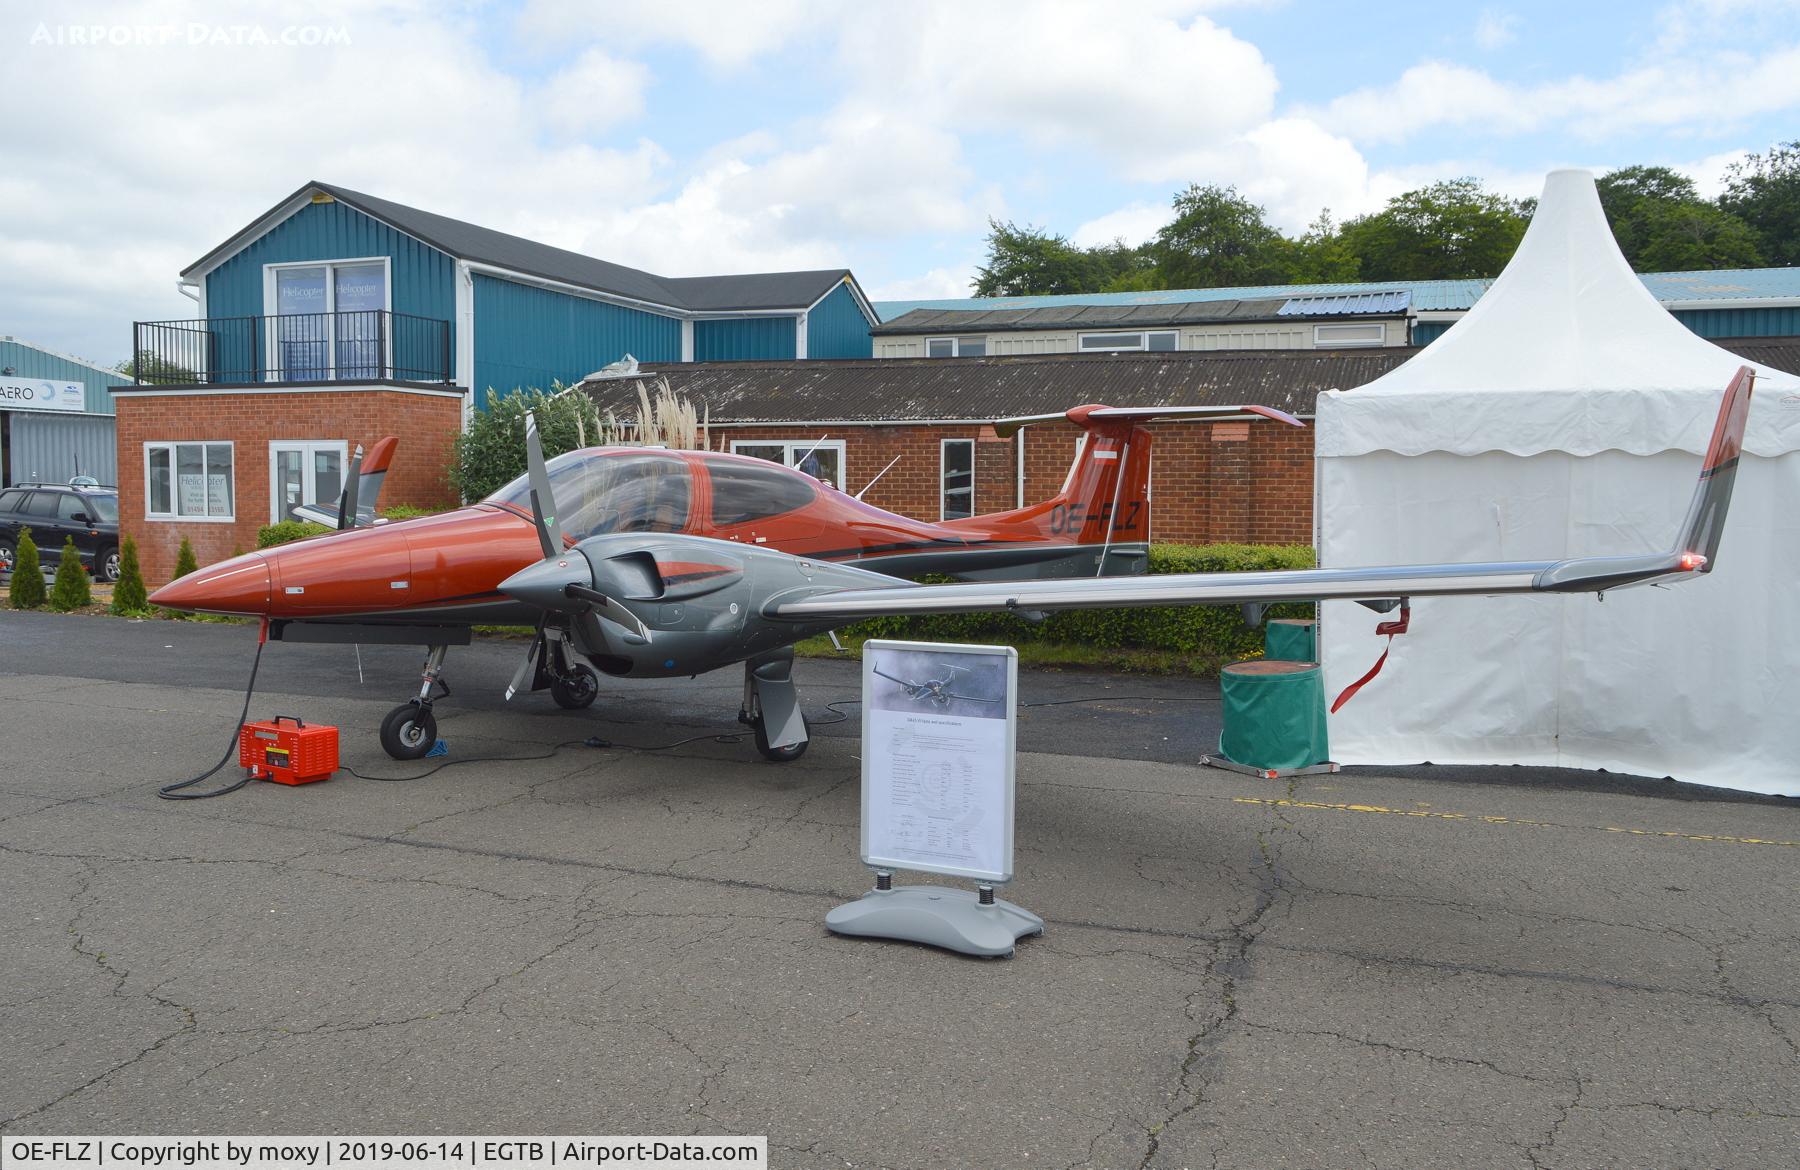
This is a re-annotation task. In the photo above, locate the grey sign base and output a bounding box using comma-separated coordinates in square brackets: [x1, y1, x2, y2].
[826, 885, 1044, 958]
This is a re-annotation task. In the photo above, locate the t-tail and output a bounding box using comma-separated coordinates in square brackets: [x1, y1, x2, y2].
[972, 404, 1306, 554]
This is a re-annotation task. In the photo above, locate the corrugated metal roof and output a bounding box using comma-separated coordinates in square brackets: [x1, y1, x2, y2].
[871, 297, 1300, 335]
[576, 349, 1419, 423]
[186, 181, 855, 313]
[872, 268, 1800, 322]
[1277, 290, 1411, 317]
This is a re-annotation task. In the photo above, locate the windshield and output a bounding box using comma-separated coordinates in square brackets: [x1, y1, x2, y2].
[487, 451, 691, 538]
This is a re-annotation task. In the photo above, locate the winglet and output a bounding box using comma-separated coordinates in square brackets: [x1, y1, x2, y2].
[1672, 365, 1754, 572]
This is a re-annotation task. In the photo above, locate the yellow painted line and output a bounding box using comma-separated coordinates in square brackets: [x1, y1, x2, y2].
[1232, 797, 1800, 848]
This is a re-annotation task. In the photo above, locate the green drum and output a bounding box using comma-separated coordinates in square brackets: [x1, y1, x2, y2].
[1218, 660, 1330, 772]
[1264, 617, 1317, 663]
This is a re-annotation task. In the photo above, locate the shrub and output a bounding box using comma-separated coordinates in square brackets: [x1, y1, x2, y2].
[48, 538, 93, 611]
[110, 536, 149, 615]
[257, 519, 329, 548]
[840, 543, 1317, 663]
[451, 386, 586, 502]
[380, 504, 441, 521]
[173, 537, 199, 580]
[9, 527, 44, 609]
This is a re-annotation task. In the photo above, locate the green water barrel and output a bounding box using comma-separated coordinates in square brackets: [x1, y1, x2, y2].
[1218, 659, 1330, 772]
[1264, 618, 1318, 662]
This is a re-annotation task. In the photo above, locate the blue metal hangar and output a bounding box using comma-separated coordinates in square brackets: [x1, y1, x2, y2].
[0, 336, 129, 486]
[142, 179, 878, 411]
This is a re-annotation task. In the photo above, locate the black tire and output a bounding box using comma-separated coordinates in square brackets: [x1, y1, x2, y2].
[550, 664, 599, 710]
[96, 546, 120, 583]
[0, 540, 13, 576]
[754, 713, 809, 763]
[380, 702, 438, 760]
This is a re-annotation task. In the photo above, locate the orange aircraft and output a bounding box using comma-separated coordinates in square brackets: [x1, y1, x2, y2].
[151, 374, 1752, 764]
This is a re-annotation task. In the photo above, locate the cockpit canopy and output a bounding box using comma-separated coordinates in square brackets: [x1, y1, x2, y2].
[488, 450, 693, 538]
[487, 448, 827, 537]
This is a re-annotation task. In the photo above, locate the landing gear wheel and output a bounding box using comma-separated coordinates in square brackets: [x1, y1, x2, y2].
[0, 540, 13, 576]
[550, 664, 599, 710]
[753, 713, 809, 763]
[380, 702, 438, 760]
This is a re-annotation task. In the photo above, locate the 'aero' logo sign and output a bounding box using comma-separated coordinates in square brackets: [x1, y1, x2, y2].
[0, 378, 85, 412]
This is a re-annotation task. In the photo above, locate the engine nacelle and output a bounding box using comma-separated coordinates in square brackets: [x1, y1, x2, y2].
[569, 533, 906, 678]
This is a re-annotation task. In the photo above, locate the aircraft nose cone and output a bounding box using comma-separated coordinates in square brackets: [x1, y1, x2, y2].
[499, 553, 591, 611]
[149, 552, 271, 615]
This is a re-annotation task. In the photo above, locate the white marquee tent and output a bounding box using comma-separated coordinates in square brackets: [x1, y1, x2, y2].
[1314, 169, 1800, 796]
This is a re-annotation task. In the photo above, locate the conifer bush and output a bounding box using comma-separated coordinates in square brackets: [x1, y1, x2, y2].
[160, 537, 201, 619]
[110, 536, 149, 615]
[48, 537, 93, 611]
[9, 527, 44, 609]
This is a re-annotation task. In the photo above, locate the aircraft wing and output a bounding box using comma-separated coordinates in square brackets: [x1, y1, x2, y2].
[766, 367, 1754, 624]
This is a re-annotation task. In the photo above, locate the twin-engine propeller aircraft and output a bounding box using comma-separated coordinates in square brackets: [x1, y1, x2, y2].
[150, 369, 1755, 762]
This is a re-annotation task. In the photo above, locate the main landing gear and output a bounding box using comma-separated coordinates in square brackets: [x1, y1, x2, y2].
[381, 643, 450, 760]
[739, 650, 810, 763]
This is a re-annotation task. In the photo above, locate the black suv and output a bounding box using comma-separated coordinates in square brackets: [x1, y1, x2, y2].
[0, 482, 122, 582]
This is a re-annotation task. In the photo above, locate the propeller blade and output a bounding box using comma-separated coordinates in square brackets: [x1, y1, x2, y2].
[504, 632, 541, 701]
[336, 445, 364, 531]
[524, 412, 565, 557]
[565, 583, 653, 642]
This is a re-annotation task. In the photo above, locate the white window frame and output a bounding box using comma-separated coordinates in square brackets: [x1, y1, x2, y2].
[1077, 330, 1178, 353]
[262, 256, 394, 381]
[143, 440, 236, 523]
[268, 439, 350, 523]
[728, 439, 849, 489]
[925, 336, 987, 358]
[940, 437, 976, 520]
[1313, 321, 1386, 348]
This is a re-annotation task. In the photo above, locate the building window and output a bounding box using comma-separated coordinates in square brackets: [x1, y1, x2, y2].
[926, 336, 987, 358]
[264, 258, 391, 380]
[269, 440, 348, 523]
[729, 439, 847, 489]
[145, 442, 234, 521]
[1313, 322, 1386, 347]
[1078, 330, 1178, 353]
[941, 438, 975, 519]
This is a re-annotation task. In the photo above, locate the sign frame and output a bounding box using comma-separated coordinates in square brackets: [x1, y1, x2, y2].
[0, 377, 86, 414]
[859, 638, 1019, 884]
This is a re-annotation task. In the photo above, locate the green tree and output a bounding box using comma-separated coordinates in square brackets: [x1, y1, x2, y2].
[9, 527, 45, 609]
[1339, 179, 1530, 281]
[1720, 141, 1800, 266]
[1086, 239, 1163, 292]
[972, 221, 1103, 296]
[1150, 184, 1292, 289]
[1278, 210, 1362, 283]
[160, 537, 200, 619]
[1596, 165, 1762, 270]
[48, 538, 92, 611]
[110, 536, 148, 615]
[451, 387, 593, 502]
[116, 349, 199, 385]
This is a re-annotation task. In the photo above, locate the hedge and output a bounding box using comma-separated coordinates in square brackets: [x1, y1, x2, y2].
[258, 519, 330, 548]
[840, 543, 1316, 659]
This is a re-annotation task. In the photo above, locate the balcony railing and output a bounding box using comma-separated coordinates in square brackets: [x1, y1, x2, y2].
[131, 311, 453, 386]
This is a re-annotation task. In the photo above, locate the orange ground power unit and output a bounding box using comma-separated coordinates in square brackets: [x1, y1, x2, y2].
[238, 715, 339, 785]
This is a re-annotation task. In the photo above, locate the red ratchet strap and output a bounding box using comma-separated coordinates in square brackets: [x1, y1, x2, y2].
[1329, 599, 1410, 713]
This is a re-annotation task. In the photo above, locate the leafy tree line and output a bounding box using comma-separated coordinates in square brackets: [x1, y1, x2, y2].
[973, 141, 1799, 297]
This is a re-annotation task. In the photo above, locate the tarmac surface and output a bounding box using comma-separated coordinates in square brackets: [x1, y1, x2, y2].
[1, 610, 1796, 1168]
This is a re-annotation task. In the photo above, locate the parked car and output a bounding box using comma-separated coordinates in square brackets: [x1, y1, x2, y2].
[0, 482, 121, 582]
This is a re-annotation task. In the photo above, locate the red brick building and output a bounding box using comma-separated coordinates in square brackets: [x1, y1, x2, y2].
[111, 384, 461, 583]
[578, 349, 1416, 547]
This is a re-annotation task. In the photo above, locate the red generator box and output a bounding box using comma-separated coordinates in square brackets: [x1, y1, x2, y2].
[238, 715, 340, 785]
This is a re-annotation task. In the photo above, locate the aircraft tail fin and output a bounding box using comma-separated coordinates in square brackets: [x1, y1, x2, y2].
[290, 435, 400, 528]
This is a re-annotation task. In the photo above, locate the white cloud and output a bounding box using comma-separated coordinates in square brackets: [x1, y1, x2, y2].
[1474, 8, 1518, 50]
[516, 0, 826, 68]
[540, 48, 651, 135]
[1311, 43, 1800, 146]
[1072, 204, 1168, 248]
[867, 266, 978, 302]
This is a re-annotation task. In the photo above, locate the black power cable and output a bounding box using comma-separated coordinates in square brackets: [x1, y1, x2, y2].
[157, 637, 266, 800]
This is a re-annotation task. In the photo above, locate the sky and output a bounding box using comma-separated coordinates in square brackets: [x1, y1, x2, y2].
[5, 0, 1800, 365]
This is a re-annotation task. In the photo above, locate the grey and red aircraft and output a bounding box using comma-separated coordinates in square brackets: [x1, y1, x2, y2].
[150, 369, 1755, 762]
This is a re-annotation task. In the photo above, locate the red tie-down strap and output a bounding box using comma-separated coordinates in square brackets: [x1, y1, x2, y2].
[1330, 599, 1411, 713]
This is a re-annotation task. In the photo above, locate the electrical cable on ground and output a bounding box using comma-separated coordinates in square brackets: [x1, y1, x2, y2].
[156, 636, 266, 800]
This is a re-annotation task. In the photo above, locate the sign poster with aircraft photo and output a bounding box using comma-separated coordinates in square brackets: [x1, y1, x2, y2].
[860, 640, 1018, 883]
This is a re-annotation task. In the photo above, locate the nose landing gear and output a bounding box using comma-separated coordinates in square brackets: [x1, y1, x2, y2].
[739, 651, 810, 763]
